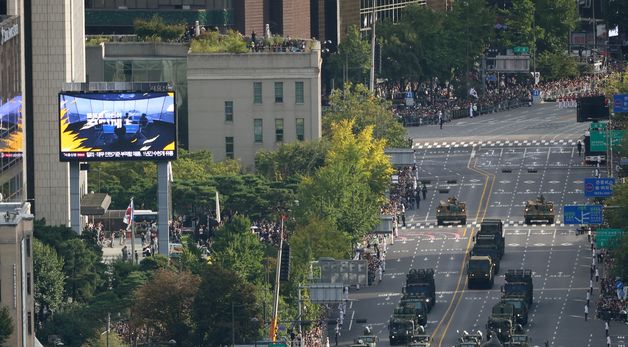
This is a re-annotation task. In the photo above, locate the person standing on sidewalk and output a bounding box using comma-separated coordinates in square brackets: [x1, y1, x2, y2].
[605, 320, 609, 337]
[585, 304, 589, 321]
[421, 183, 427, 201]
[587, 291, 590, 306]
[596, 268, 600, 282]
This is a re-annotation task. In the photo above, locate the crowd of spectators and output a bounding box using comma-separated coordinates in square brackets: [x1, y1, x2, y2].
[251, 219, 283, 246]
[381, 75, 532, 126]
[595, 248, 627, 322]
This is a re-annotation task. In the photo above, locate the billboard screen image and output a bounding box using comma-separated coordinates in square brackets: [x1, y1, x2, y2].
[59, 92, 177, 161]
[0, 95, 23, 158]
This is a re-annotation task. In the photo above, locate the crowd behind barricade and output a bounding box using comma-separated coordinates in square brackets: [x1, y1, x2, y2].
[381, 75, 532, 127]
[595, 247, 627, 322]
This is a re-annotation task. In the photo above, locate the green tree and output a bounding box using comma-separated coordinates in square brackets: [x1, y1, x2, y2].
[255, 140, 329, 182]
[537, 50, 579, 81]
[193, 265, 261, 346]
[131, 270, 201, 346]
[446, 0, 496, 80]
[211, 215, 265, 282]
[0, 305, 13, 347]
[324, 82, 408, 148]
[33, 239, 65, 323]
[58, 239, 102, 303]
[606, 182, 628, 228]
[298, 119, 393, 240]
[378, 4, 448, 82]
[498, 0, 537, 50]
[134, 15, 186, 41]
[325, 25, 371, 85]
[289, 217, 352, 283]
[534, 0, 577, 52]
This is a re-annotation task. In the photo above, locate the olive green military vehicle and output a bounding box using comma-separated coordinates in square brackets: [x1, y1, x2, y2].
[436, 196, 467, 225]
[407, 333, 433, 347]
[456, 330, 483, 347]
[524, 196, 554, 224]
[503, 334, 531, 347]
[486, 302, 517, 343]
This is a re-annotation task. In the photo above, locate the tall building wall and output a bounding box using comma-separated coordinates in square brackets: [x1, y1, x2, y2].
[234, 0, 264, 37]
[281, 0, 310, 39]
[0, 202, 35, 347]
[29, 0, 85, 226]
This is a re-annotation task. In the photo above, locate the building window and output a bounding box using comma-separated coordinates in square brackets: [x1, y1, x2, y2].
[27, 312, 32, 335]
[225, 137, 234, 159]
[254, 119, 263, 143]
[27, 272, 31, 295]
[274, 82, 284, 103]
[225, 101, 234, 122]
[296, 118, 305, 141]
[295, 81, 304, 104]
[26, 237, 31, 257]
[275, 119, 284, 142]
[253, 82, 262, 104]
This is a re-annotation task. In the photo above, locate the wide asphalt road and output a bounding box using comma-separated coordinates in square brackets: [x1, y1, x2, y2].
[337, 103, 628, 347]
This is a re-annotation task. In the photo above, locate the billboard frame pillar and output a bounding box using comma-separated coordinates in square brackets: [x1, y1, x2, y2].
[70, 161, 81, 234]
[157, 161, 171, 256]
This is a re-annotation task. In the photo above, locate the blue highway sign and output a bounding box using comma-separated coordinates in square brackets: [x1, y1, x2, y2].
[563, 205, 603, 225]
[614, 94, 628, 113]
[584, 177, 615, 197]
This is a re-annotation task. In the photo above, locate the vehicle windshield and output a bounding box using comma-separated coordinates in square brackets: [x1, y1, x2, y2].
[504, 300, 524, 309]
[468, 261, 489, 271]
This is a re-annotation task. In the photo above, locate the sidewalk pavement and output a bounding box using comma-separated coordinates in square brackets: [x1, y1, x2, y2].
[101, 236, 145, 264]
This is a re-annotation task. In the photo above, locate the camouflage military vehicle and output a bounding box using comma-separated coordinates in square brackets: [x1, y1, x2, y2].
[456, 330, 483, 347]
[486, 302, 516, 343]
[408, 333, 433, 347]
[436, 196, 467, 225]
[503, 334, 531, 347]
[524, 196, 554, 224]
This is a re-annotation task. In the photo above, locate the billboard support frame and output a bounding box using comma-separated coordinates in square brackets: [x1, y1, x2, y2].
[70, 162, 82, 234]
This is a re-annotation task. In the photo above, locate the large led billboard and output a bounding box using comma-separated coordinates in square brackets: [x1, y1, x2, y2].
[59, 92, 177, 161]
[0, 95, 23, 158]
[577, 95, 609, 122]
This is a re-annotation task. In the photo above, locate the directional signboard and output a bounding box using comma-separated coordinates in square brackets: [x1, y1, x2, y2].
[590, 130, 625, 151]
[614, 94, 628, 113]
[596, 228, 624, 248]
[584, 177, 615, 197]
[563, 205, 603, 225]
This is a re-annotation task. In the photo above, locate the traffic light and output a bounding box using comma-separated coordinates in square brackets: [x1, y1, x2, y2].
[280, 244, 290, 281]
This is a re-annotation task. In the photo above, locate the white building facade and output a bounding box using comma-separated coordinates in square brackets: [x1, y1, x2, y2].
[187, 42, 322, 168]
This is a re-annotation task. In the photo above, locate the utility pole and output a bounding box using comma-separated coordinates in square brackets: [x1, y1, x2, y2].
[369, 4, 377, 93]
[269, 217, 284, 341]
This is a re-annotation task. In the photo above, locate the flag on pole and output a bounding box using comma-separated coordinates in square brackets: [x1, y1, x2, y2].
[215, 191, 221, 223]
[123, 198, 134, 231]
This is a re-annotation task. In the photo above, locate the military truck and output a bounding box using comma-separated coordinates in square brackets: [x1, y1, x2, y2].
[470, 243, 502, 273]
[477, 219, 505, 258]
[407, 333, 433, 347]
[486, 302, 517, 343]
[503, 270, 533, 306]
[436, 196, 467, 225]
[393, 305, 426, 327]
[353, 327, 379, 347]
[524, 196, 554, 224]
[503, 334, 531, 347]
[404, 269, 436, 311]
[499, 270, 533, 326]
[467, 256, 495, 289]
[456, 330, 483, 347]
[388, 317, 418, 346]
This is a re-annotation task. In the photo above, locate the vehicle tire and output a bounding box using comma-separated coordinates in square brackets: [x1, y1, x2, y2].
[524, 217, 530, 225]
[437, 219, 442, 226]
[461, 218, 467, 225]
[549, 217, 554, 225]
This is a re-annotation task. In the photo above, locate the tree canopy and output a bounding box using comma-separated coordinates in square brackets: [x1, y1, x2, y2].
[298, 119, 392, 240]
[33, 239, 65, 323]
[0, 305, 12, 347]
[325, 25, 371, 86]
[324, 83, 409, 148]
